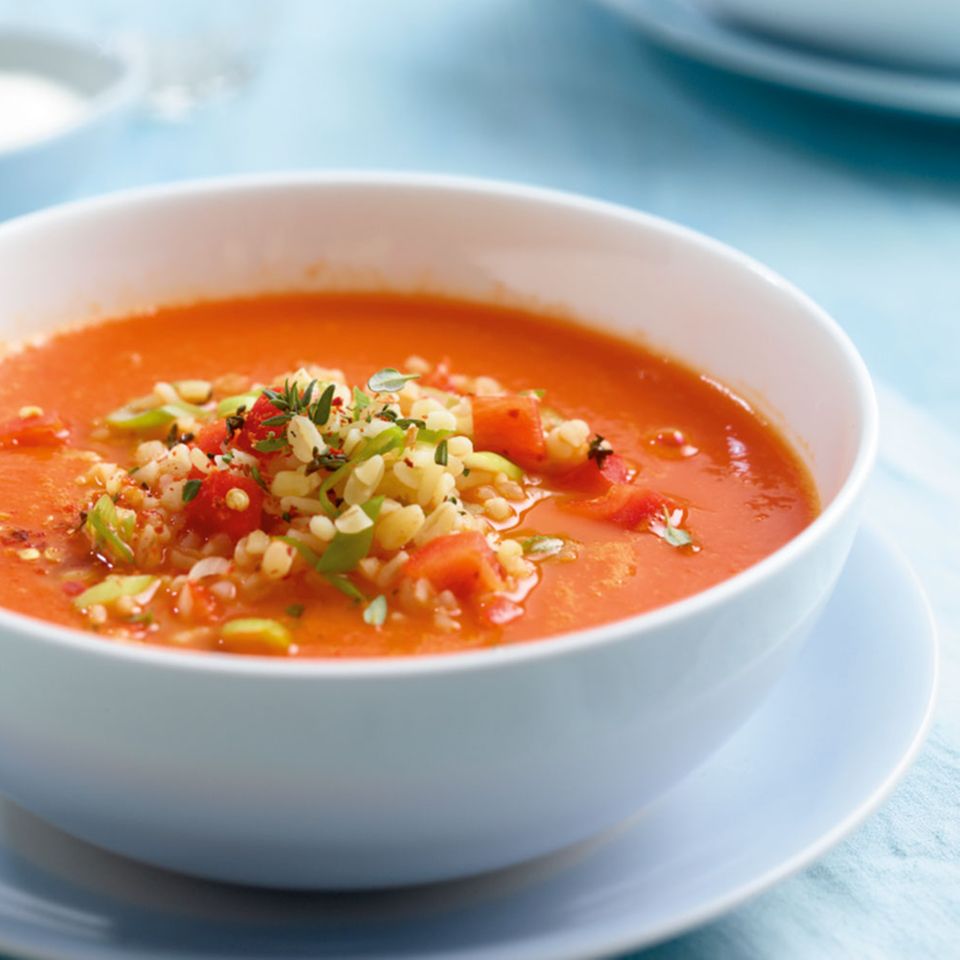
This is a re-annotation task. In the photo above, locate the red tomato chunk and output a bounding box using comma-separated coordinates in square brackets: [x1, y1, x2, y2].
[233, 394, 285, 454]
[568, 483, 669, 529]
[471, 395, 547, 471]
[404, 531, 505, 599]
[0, 413, 68, 449]
[560, 453, 630, 495]
[184, 472, 264, 541]
[194, 420, 228, 456]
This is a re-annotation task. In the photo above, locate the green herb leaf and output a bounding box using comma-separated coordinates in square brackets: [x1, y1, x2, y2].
[250, 463, 269, 492]
[587, 434, 614, 468]
[254, 433, 287, 453]
[182, 479, 203, 503]
[259, 414, 291, 427]
[652, 507, 693, 548]
[434, 439, 449, 466]
[310, 383, 337, 427]
[363, 594, 388, 627]
[521, 535, 565, 557]
[353, 386, 371, 412]
[367, 367, 420, 394]
[286, 603, 305, 618]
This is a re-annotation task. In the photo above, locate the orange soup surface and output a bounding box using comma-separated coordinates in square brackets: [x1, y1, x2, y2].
[0, 295, 817, 657]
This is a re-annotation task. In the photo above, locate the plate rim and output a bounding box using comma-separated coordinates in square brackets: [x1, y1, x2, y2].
[0, 524, 940, 960]
[596, 0, 960, 119]
[548, 523, 940, 960]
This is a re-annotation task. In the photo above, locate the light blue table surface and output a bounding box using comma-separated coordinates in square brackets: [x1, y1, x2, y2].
[2, 1, 959, 957]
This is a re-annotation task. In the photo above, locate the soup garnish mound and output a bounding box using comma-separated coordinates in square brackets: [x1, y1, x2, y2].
[0, 294, 818, 656]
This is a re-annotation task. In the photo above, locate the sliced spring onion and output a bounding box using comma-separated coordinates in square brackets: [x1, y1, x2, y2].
[220, 618, 292, 650]
[106, 399, 208, 432]
[317, 460, 353, 517]
[173, 380, 213, 403]
[359, 425, 406, 460]
[416, 427, 452, 445]
[73, 574, 157, 609]
[317, 426, 406, 518]
[462, 451, 523, 481]
[105, 405, 180, 432]
[280, 496, 384, 576]
[216, 390, 261, 417]
[326, 573, 366, 602]
[363, 594, 388, 626]
[84, 495, 134, 564]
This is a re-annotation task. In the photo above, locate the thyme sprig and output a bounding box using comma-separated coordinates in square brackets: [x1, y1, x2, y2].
[587, 434, 614, 468]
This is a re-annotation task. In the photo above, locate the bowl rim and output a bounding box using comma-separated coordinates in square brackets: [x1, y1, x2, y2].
[0, 25, 143, 161]
[0, 171, 879, 678]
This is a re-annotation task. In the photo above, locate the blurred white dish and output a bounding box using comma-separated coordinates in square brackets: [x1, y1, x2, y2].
[599, 0, 960, 119]
[702, 0, 960, 74]
[0, 526, 937, 959]
[0, 172, 874, 889]
[0, 28, 141, 219]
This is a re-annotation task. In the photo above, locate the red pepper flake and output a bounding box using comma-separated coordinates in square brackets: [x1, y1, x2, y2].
[332, 397, 344, 407]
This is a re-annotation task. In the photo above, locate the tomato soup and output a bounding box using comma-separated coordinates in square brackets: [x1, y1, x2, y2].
[0, 294, 818, 657]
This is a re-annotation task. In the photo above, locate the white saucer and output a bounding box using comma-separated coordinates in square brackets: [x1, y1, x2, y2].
[597, 0, 960, 120]
[0, 525, 937, 960]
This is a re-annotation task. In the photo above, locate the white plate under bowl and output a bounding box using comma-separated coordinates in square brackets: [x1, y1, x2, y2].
[597, 0, 960, 120]
[0, 524, 937, 960]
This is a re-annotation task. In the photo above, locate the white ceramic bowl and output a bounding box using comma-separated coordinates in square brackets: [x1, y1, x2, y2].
[700, 0, 960, 73]
[0, 174, 876, 889]
[0, 28, 141, 220]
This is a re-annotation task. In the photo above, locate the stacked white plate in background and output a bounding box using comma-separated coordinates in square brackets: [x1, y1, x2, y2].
[599, 0, 960, 119]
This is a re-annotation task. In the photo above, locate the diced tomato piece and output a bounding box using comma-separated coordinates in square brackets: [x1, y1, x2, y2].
[477, 594, 524, 626]
[183, 472, 264, 541]
[471, 395, 546, 471]
[233, 393, 285, 454]
[194, 420, 228, 456]
[404, 531, 505, 599]
[0, 413, 68, 449]
[566, 483, 669, 529]
[559, 454, 630, 495]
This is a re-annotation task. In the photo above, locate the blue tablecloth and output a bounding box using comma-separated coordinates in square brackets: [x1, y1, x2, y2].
[2, 1, 958, 956]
